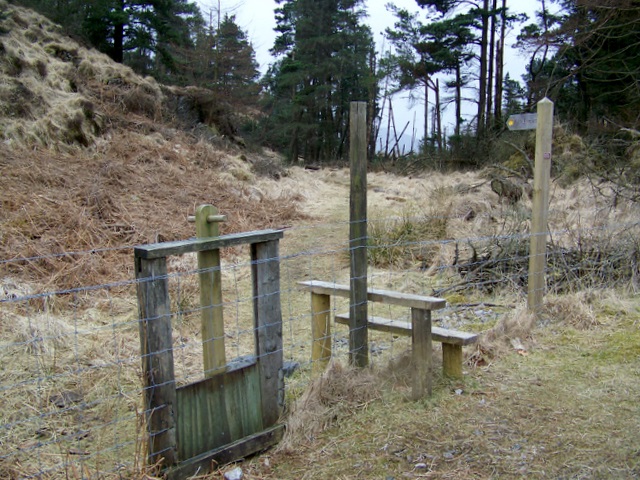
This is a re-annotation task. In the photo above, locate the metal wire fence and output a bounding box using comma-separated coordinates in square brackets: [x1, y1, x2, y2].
[1, 208, 639, 478]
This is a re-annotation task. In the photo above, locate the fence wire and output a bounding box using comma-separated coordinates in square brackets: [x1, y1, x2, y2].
[1, 212, 639, 478]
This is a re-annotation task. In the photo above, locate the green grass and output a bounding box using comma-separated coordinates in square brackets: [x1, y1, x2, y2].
[225, 293, 640, 479]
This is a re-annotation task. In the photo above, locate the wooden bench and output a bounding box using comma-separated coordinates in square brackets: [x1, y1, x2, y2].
[298, 280, 479, 397]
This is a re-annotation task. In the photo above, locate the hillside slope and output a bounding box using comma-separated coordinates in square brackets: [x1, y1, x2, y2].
[0, 1, 303, 291]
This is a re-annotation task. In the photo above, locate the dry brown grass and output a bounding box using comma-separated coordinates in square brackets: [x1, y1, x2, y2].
[0, 139, 304, 297]
[0, 2, 306, 299]
[1, 3, 639, 479]
[277, 362, 381, 453]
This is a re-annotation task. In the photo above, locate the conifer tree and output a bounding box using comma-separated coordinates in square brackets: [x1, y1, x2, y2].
[263, 0, 377, 163]
[15, 0, 203, 85]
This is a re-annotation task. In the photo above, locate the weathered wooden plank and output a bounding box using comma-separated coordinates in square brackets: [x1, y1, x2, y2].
[195, 205, 226, 376]
[134, 229, 284, 259]
[298, 281, 446, 311]
[411, 307, 433, 399]
[176, 372, 231, 460]
[135, 256, 178, 467]
[251, 240, 284, 427]
[165, 424, 285, 480]
[175, 359, 263, 460]
[223, 358, 264, 441]
[311, 292, 332, 373]
[334, 313, 478, 346]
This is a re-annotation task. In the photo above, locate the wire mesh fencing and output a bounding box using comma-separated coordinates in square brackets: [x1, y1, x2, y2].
[1, 207, 639, 478]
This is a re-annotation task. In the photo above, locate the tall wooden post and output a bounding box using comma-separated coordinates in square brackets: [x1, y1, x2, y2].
[527, 98, 554, 315]
[136, 256, 178, 467]
[195, 204, 227, 376]
[349, 101, 368, 368]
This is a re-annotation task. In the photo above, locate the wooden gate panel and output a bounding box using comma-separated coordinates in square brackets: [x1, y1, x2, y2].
[176, 360, 263, 460]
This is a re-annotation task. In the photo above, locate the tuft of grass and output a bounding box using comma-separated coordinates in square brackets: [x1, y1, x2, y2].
[368, 210, 449, 269]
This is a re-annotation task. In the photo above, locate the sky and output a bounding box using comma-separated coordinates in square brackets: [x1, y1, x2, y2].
[197, 0, 542, 151]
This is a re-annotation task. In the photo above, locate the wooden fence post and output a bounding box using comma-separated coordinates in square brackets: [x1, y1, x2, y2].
[195, 204, 227, 376]
[136, 255, 178, 467]
[311, 292, 331, 373]
[349, 101, 368, 368]
[527, 98, 554, 315]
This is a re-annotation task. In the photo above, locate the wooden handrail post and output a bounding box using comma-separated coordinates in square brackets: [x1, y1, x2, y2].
[311, 292, 331, 373]
[349, 101, 368, 368]
[527, 98, 554, 316]
[195, 204, 227, 376]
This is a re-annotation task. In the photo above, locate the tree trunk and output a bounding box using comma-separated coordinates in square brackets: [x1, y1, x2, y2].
[435, 78, 442, 153]
[486, 0, 498, 130]
[494, 0, 507, 124]
[455, 60, 462, 138]
[477, 0, 490, 137]
[113, 0, 125, 63]
[424, 80, 429, 149]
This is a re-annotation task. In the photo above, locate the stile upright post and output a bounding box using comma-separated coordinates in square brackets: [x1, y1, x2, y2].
[349, 101, 368, 368]
[251, 240, 284, 427]
[527, 98, 554, 316]
[136, 255, 178, 467]
[195, 204, 227, 376]
[411, 307, 433, 399]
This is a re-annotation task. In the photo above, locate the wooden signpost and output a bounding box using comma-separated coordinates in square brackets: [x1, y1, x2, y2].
[508, 100, 555, 315]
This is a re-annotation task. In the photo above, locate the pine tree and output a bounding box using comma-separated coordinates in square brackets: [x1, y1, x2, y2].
[516, 0, 640, 127]
[15, 0, 203, 85]
[411, 0, 517, 137]
[264, 0, 377, 163]
[213, 14, 260, 103]
[384, 6, 474, 149]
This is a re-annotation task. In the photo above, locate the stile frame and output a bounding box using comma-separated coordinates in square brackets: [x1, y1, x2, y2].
[135, 228, 284, 477]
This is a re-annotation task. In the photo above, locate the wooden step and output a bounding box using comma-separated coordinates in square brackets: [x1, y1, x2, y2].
[334, 312, 478, 346]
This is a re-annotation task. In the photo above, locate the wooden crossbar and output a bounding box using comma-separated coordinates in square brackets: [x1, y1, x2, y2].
[298, 280, 446, 311]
